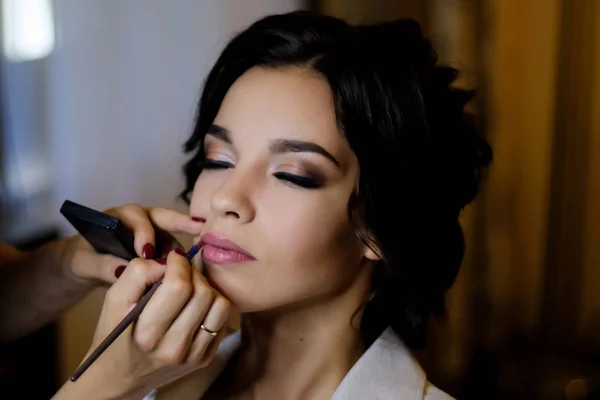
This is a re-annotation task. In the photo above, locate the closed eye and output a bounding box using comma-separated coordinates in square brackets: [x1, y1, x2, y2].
[197, 159, 234, 170]
[273, 172, 322, 189]
[198, 159, 322, 189]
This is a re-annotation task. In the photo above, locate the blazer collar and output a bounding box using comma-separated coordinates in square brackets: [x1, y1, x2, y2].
[331, 327, 427, 399]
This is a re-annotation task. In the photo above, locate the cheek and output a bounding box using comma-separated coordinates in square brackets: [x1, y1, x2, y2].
[189, 174, 214, 216]
[261, 189, 363, 280]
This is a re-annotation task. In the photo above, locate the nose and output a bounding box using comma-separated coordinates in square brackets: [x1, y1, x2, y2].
[210, 170, 255, 224]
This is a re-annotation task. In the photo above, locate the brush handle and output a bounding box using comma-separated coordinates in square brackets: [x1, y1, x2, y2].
[70, 244, 201, 382]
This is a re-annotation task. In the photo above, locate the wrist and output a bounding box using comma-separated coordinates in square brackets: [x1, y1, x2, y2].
[54, 380, 145, 400]
[56, 376, 152, 400]
[64, 351, 153, 400]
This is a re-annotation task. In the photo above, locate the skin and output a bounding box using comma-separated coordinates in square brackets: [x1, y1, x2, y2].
[177, 66, 380, 400]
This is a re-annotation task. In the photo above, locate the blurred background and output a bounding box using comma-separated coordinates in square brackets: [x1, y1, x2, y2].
[0, 0, 598, 399]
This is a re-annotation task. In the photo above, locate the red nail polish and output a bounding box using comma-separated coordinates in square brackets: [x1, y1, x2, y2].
[115, 265, 126, 278]
[156, 257, 167, 265]
[175, 248, 186, 256]
[142, 243, 155, 259]
[191, 216, 206, 223]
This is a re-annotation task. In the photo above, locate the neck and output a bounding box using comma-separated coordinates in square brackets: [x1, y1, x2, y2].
[230, 284, 371, 399]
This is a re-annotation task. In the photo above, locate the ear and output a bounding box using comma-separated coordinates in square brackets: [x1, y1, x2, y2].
[362, 236, 382, 261]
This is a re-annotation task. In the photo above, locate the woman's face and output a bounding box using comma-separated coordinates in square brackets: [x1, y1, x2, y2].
[190, 66, 377, 313]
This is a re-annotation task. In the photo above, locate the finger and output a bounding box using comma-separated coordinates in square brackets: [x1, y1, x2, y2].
[187, 292, 231, 363]
[106, 204, 156, 259]
[70, 236, 127, 284]
[154, 268, 214, 362]
[97, 253, 128, 284]
[105, 258, 165, 309]
[198, 328, 227, 366]
[192, 247, 205, 273]
[133, 251, 193, 352]
[147, 207, 205, 236]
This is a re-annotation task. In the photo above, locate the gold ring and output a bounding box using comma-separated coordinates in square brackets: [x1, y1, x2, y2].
[200, 324, 218, 337]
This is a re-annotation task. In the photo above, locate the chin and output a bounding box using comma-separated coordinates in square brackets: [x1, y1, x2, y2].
[203, 264, 259, 312]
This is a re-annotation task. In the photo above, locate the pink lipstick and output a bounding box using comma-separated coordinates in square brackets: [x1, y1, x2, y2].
[201, 233, 255, 264]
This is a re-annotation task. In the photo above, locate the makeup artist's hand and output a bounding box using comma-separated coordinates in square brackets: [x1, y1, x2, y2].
[66, 204, 204, 285]
[56, 249, 232, 400]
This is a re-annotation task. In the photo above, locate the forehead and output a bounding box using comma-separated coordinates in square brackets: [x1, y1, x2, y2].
[212, 66, 352, 163]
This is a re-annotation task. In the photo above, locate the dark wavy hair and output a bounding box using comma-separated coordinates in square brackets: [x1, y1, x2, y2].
[180, 11, 492, 349]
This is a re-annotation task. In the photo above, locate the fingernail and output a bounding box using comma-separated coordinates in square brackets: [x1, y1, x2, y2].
[142, 243, 155, 259]
[115, 265, 126, 278]
[156, 257, 167, 265]
[191, 216, 206, 223]
[175, 248, 186, 256]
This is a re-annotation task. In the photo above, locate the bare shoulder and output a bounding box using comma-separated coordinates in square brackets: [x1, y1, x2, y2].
[424, 382, 455, 400]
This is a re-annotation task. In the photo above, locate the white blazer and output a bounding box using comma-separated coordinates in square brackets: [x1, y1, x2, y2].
[145, 327, 453, 400]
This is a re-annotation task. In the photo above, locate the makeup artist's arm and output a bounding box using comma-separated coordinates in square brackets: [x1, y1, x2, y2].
[0, 237, 114, 342]
[0, 205, 204, 342]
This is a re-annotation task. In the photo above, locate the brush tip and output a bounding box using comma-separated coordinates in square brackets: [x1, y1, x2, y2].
[185, 242, 203, 260]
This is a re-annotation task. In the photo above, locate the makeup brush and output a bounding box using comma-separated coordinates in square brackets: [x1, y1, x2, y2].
[70, 242, 202, 382]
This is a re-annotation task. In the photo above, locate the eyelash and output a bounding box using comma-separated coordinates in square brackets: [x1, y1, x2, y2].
[272, 172, 322, 189]
[198, 159, 322, 189]
[198, 159, 233, 170]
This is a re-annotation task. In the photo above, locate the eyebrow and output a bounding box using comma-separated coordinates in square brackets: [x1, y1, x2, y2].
[207, 124, 341, 168]
[269, 139, 341, 168]
[207, 124, 232, 144]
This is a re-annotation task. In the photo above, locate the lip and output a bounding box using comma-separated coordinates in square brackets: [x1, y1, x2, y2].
[200, 233, 255, 264]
